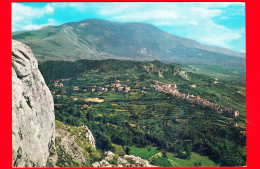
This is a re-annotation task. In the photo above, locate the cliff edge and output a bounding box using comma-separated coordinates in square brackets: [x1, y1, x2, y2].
[12, 40, 55, 167]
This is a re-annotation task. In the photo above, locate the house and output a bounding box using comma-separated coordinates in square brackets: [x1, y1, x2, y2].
[83, 104, 89, 108]
[116, 83, 122, 88]
[73, 86, 80, 91]
[124, 87, 131, 93]
[102, 87, 108, 92]
[91, 88, 95, 93]
[190, 84, 196, 88]
[118, 87, 124, 92]
[111, 83, 116, 87]
[54, 81, 64, 87]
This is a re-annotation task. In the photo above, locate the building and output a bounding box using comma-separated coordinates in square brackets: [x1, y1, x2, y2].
[190, 84, 196, 88]
[73, 86, 80, 91]
[91, 88, 95, 93]
[116, 83, 122, 88]
[124, 87, 131, 93]
[118, 87, 124, 92]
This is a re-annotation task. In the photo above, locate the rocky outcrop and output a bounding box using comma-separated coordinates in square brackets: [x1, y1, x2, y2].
[144, 62, 189, 80]
[92, 151, 155, 167]
[47, 121, 96, 167]
[12, 40, 55, 167]
[47, 128, 88, 167]
[173, 67, 189, 80]
[84, 125, 96, 149]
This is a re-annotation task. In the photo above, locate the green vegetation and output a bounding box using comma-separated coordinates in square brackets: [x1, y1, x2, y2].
[184, 64, 246, 80]
[39, 59, 246, 167]
[127, 146, 159, 160]
[126, 146, 216, 167]
[55, 120, 102, 167]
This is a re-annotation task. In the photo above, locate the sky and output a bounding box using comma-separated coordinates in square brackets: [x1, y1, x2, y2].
[12, 2, 245, 53]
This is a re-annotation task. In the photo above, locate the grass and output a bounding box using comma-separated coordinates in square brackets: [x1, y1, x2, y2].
[127, 146, 159, 160]
[126, 146, 216, 167]
[167, 152, 217, 167]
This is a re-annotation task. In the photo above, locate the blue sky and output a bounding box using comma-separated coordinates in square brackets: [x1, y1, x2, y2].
[12, 2, 245, 52]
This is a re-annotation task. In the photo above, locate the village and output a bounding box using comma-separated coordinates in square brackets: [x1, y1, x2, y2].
[54, 79, 239, 119]
[52, 78, 149, 94]
[53, 78, 245, 134]
[151, 80, 239, 118]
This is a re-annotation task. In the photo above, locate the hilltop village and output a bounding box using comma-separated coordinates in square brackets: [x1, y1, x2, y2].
[54, 79, 239, 118]
[53, 79, 135, 94]
[151, 81, 239, 118]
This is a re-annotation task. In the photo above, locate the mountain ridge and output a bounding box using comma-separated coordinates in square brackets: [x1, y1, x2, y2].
[13, 19, 245, 66]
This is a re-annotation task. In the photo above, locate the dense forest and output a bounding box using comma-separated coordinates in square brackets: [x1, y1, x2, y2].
[39, 59, 246, 167]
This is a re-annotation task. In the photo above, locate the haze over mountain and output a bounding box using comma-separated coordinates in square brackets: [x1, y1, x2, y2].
[13, 19, 245, 66]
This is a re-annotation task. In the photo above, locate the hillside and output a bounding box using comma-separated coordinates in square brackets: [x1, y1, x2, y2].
[13, 19, 245, 66]
[38, 59, 246, 167]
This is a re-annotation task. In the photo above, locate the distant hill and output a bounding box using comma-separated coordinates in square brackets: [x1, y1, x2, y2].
[38, 59, 189, 85]
[13, 19, 245, 66]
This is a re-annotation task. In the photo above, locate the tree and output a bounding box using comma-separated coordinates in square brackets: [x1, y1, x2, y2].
[125, 147, 130, 155]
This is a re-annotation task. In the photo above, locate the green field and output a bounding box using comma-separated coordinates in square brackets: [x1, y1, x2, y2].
[127, 146, 217, 167]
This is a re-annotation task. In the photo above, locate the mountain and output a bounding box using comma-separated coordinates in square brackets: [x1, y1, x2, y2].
[13, 19, 245, 66]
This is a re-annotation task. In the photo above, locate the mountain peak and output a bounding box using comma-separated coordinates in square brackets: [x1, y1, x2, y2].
[12, 19, 245, 66]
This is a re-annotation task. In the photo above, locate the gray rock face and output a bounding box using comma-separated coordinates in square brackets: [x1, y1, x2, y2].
[47, 122, 96, 167]
[92, 151, 155, 167]
[84, 125, 96, 150]
[12, 40, 55, 167]
[50, 127, 87, 166]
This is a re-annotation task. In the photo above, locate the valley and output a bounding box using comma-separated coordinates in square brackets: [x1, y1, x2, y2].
[39, 59, 246, 167]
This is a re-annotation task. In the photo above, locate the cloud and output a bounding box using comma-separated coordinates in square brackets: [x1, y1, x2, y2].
[12, 3, 55, 31]
[52, 2, 88, 12]
[198, 2, 245, 8]
[12, 3, 54, 22]
[20, 18, 56, 31]
[98, 2, 244, 50]
[100, 3, 223, 26]
[181, 20, 244, 49]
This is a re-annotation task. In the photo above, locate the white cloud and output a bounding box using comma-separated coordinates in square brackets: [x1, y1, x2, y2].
[182, 20, 244, 49]
[12, 3, 55, 31]
[99, 2, 244, 50]
[21, 18, 56, 31]
[101, 3, 223, 26]
[198, 2, 245, 8]
[113, 10, 180, 21]
[12, 3, 54, 21]
[52, 2, 88, 12]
